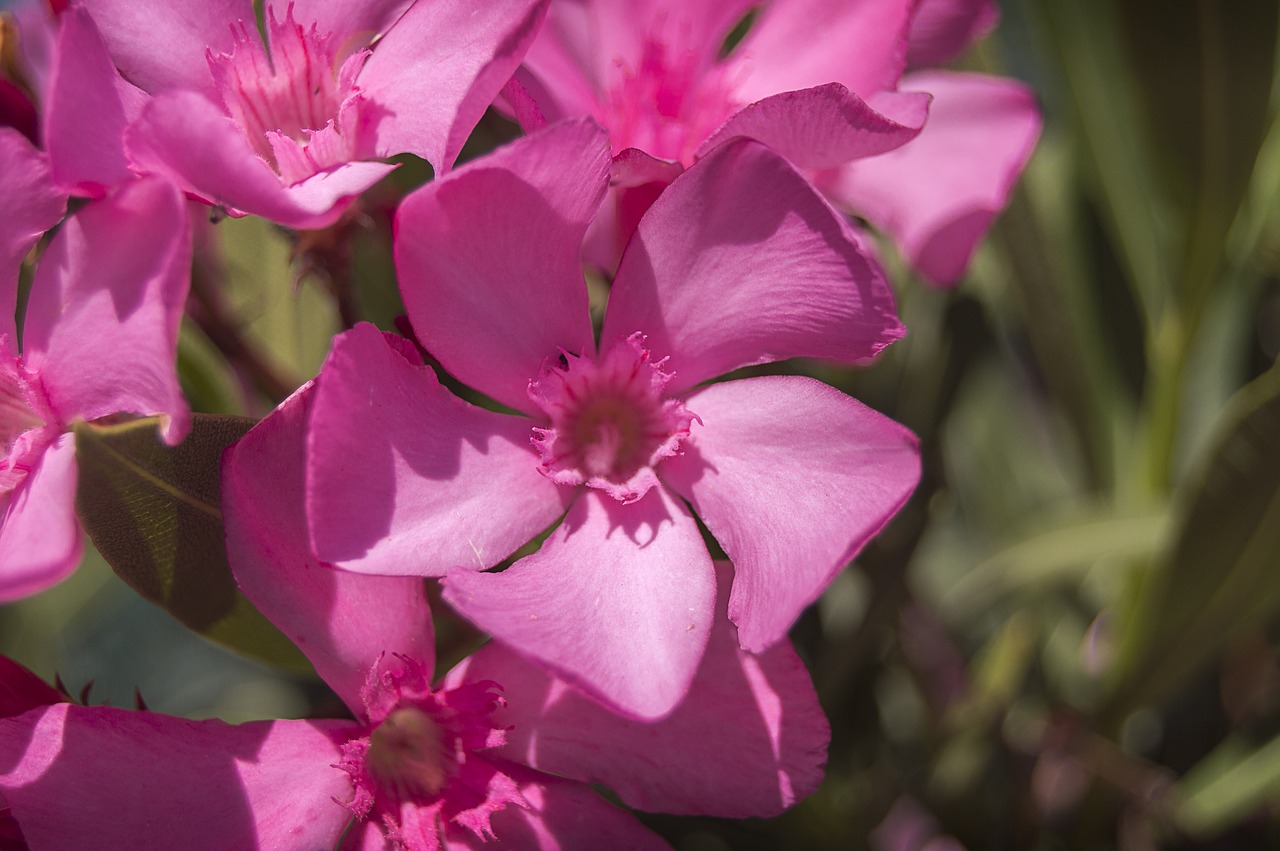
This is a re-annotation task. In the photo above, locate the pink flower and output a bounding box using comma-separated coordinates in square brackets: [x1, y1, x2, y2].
[73, 0, 549, 228]
[510, 0, 1041, 284]
[305, 118, 920, 719]
[0, 129, 190, 600]
[0, 381, 829, 849]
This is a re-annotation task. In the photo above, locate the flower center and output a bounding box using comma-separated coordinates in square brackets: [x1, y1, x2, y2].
[602, 34, 738, 165]
[206, 2, 370, 183]
[528, 333, 697, 503]
[366, 706, 453, 799]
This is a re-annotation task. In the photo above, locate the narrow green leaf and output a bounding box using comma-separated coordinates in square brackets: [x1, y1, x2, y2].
[1108, 363, 1280, 714]
[73, 415, 311, 673]
[1176, 733, 1280, 836]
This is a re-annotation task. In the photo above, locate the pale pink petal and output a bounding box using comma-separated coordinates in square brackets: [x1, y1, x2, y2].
[223, 378, 436, 715]
[603, 138, 904, 393]
[661, 377, 920, 652]
[729, 0, 914, 100]
[824, 71, 1041, 286]
[44, 7, 149, 195]
[0, 703, 357, 850]
[75, 0, 247, 96]
[289, 0, 413, 55]
[126, 90, 395, 230]
[307, 323, 568, 577]
[454, 562, 829, 818]
[694, 83, 929, 170]
[586, 0, 757, 80]
[0, 129, 64, 340]
[612, 147, 684, 188]
[22, 178, 191, 444]
[443, 771, 669, 850]
[358, 0, 548, 171]
[0, 435, 80, 602]
[9, 1, 57, 101]
[443, 486, 715, 721]
[907, 0, 999, 68]
[395, 119, 606, 415]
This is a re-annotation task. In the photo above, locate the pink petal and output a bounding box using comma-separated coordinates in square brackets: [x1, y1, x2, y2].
[75, 0, 247, 96]
[454, 562, 829, 818]
[44, 7, 149, 195]
[0, 703, 357, 850]
[586, 0, 756, 81]
[823, 71, 1041, 286]
[695, 83, 929, 170]
[307, 323, 568, 577]
[223, 378, 437, 716]
[357, 0, 548, 171]
[22, 178, 191, 444]
[443, 771, 669, 850]
[126, 90, 395, 230]
[729, 0, 914, 101]
[907, 0, 999, 68]
[0, 655, 64, 717]
[443, 486, 715, 721]
[603, 138, 904, 393]
[0, 129, 64, 341]
[515, 3, 600, 127]
[0, 434, 80, 602]
[288, 0, 413, 55]
[395, 118, 606, 415]
[661, 376, 920, 652]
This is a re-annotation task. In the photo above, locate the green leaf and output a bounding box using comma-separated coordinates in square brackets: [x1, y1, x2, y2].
[1108, 363, 1280, 714]
[1176, 733, 1280, 837]
[1116, 0, 1277, 306]
[73, 415, 311, 673]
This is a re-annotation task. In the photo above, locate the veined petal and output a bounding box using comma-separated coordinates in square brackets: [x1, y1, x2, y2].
[0, 130, 65, 341]
[604, 138, 904, 393]
[694, 83, 929, 170]
[358, 0, 549, 171]
[126, 90, 395, 230]
[443, 486, 715, 721]
[75, 0, 247, 96]
[455, 562, 829, 818]
[824, 71, 1041, 286]
[223, 378, 437, 716]
[289, 0, 414, 57]
[443, 770, 669, 851]
[306, 323, 568, 577]
[907, 0, 1000, 68]
[0, 703, 357, 850]
[587, 0, 756, 82]
[395, 119, 605, 415]
[0, 435, 80, 602]
[661, 377, 920, 652]
[729, 0, 914, 100]
[23, 178, 191, 445]
[44, 7, 149, 195]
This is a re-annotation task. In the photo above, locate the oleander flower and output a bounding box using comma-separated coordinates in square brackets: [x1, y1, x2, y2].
[0, 380, 831, 850]
[305, 118, 920, 719]
[71, 0, 548, 228]
[0, 129, 189, 599]
[508, 0, 1041, 284]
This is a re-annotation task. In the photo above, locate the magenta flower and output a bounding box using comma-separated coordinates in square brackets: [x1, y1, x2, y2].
[0, 380, 829, 849]
[0, 128, 190, 600]
[72, 0, 548, 228]
[509, 0, 1040, 284]
[304, 118, 920, 719]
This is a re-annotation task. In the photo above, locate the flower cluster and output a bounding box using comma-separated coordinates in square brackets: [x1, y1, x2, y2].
[0, 0, 1038, 847]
